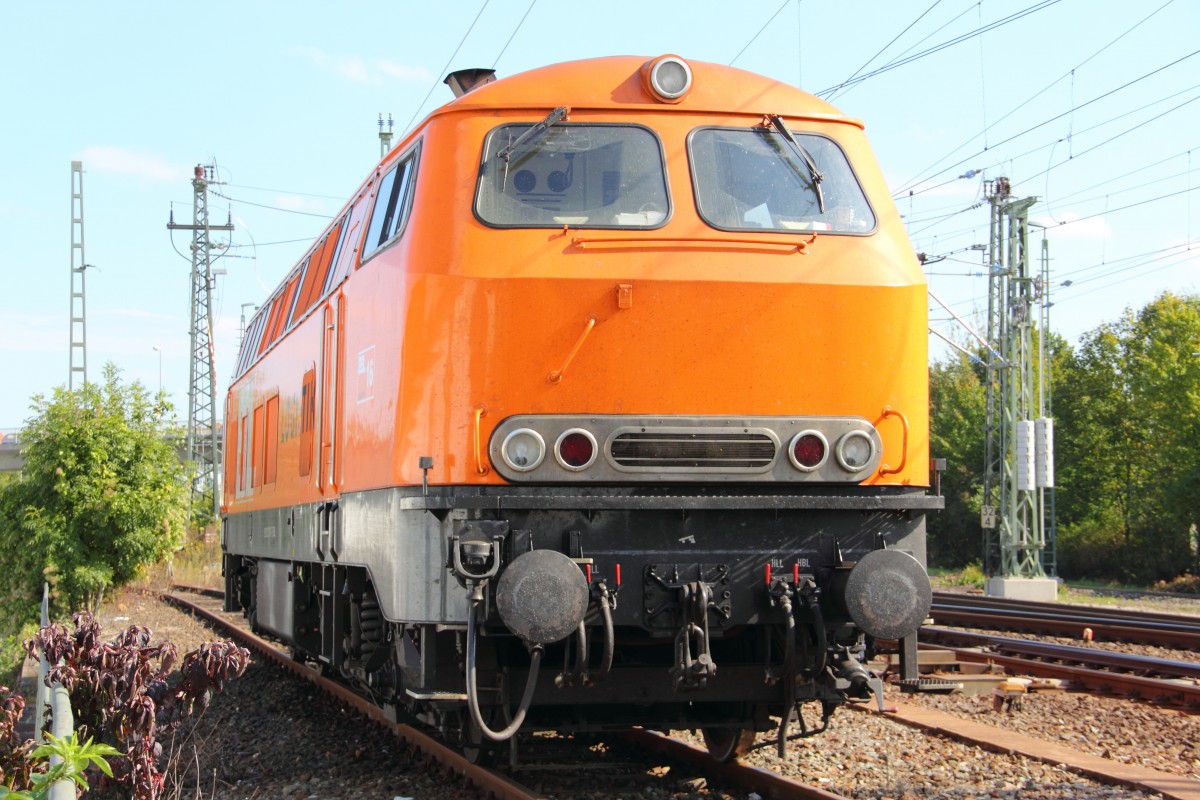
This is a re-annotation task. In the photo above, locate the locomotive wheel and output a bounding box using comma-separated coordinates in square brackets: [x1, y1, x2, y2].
[460, 711, 501, 766]
[701, 727, 757, 763]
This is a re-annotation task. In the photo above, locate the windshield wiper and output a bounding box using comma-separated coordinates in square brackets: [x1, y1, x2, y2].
[497, 106, 569, 189]
[767, 114, 825, 214]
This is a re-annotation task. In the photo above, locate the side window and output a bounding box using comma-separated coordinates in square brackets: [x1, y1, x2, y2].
[291, 218, 346, 326]
[263, 394, 280, 486]
[260, 276, 300, 355]
[238, 412, 249, 493]
[362, 146, 419, 262]
[236, 312, 268, 378]
[251, 403, 264, 489]
[285, 257, 312, 328]
[322, 214, 351, 294]
[299, 368, 316, 478]
[224, 411, 238, 497]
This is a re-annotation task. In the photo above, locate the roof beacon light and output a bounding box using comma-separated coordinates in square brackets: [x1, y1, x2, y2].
[645, 55, 693, 103]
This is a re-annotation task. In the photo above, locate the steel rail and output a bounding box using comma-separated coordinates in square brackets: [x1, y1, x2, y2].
[622, 730, 850, 800]
[861, 701, 1200, 800]
[927, 606, 1200, 650]
[921, 642, 1200, 709]
[159, 592, 544, 800]
[932, 591, 1200, 628]
[163, 588, 852, 800]
[920, 627, 1200, 680]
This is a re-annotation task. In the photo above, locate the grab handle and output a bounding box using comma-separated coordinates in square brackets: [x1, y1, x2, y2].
[878, 406, 908, 476]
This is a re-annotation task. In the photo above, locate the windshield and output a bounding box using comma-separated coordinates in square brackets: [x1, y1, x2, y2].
[689, 127, 875, 234]
[475, 123, 670, 228]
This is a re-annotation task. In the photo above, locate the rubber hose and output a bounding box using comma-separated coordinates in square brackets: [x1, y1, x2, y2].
[593, 586, 614, 681]
[466, 598, 543, 742]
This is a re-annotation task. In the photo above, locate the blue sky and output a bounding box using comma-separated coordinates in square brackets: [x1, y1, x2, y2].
[2, 0, 1197, 429]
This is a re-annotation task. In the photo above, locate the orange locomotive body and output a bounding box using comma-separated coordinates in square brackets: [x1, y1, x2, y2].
[222, 55, 939, 761]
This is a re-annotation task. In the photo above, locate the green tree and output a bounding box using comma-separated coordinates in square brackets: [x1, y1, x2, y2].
[927, 353, 987, 568]
[0, 365, 187, 627]
[1053, 292, 1200, 582]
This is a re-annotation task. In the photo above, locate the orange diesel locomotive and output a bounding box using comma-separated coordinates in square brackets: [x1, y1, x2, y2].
[222, 55, 939, 762]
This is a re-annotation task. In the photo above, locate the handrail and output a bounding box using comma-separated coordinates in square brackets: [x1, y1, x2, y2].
[878, 406, 909, 476]
[570, 234, 815, 254]
[548, 316, 597, 384]
[473, 407, 489, 476]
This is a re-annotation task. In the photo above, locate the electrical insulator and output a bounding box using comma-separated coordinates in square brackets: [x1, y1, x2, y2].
[1016, 420, 1035, 491]
[1035, 417, 1055, 488]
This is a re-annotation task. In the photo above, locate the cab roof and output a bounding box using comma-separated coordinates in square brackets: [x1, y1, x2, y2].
[433, 55, 863, 129]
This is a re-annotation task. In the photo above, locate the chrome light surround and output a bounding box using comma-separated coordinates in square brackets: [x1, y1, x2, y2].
[489, 415, 883, 483]
[835, 430, 875, 473]
[787, 430, 829, 472]
[645, 55, 693, 103]
[554, 428, 599, 471]
[500, 428, 545, 472]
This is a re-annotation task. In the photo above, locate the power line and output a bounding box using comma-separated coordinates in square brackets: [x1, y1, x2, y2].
[729, 0, 789, 67]
[820, 0, 945, 101]
[403, 0, 491, 135]
[493, 0, 536, 69]
[211, 189, 335, 219]
[227, 237, 314, 249]
[817, 0, 1064, 98]
[225, 182, 344, 201]
[894, 0, 1178, 195]
[894, 46, 1200, 198]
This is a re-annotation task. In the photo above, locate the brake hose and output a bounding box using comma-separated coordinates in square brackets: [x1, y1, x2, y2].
[466, 597, 544, 742]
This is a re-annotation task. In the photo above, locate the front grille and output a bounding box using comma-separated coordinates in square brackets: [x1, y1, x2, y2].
[610, 432, 776, 470]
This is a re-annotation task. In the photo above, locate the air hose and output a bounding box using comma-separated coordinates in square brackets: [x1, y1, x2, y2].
[465, 597, 544, 742]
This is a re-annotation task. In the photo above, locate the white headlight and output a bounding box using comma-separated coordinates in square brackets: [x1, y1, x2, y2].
[836, 431, 874, 473]
[501, 428, 545, 472]
[646, 55, 693, 102]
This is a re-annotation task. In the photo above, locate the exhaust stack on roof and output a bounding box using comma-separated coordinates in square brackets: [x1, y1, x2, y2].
[444, 68, 497, 97]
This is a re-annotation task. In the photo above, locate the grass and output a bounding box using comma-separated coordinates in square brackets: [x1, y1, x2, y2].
[139, 530, 224, 591]
[929, 563, 986, 590]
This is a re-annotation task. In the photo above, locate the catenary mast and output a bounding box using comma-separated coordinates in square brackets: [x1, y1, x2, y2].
[167, 164, 234, 520]
[981, 177, 1056, 599]
[69, 161, 88, 390]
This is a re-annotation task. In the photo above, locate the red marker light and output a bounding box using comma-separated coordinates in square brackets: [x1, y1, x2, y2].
[586, 564, 592, 583]
[765, 563, 772, 585]
[557, 430, 596, 469]
[793, 433, 825, 468]
[615, 563, 622, 586]
[794, 562, 799, 583]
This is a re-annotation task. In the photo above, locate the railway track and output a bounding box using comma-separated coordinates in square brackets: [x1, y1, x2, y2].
[930, 591, 1200, 650]
[163, 584, 1200, 799]
[920, 627, 1200, 709]
[161, 587, 853, 800]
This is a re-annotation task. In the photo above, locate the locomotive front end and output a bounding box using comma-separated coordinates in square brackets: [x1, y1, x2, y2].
[221, 54, 940, 765]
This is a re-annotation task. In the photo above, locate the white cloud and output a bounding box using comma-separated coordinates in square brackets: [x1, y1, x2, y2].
[377, 60, 431, 82]
[77, 146, 186, 182]
[289, 46, 430, 85]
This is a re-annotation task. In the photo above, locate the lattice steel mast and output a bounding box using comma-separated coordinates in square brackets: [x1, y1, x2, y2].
[167, 164, 234, 519]
[981, 178, 1054, 585]
[69, 161, 88, 390]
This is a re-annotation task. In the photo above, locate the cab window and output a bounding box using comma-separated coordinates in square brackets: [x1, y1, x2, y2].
[475, 123, 669, 228]
[688, 127, 875, 234]
[363, 146, 419, 261]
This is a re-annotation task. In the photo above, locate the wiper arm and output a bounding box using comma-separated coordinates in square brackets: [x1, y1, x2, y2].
[497, 106, 569, 188]
[768, 114, 825, 214]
